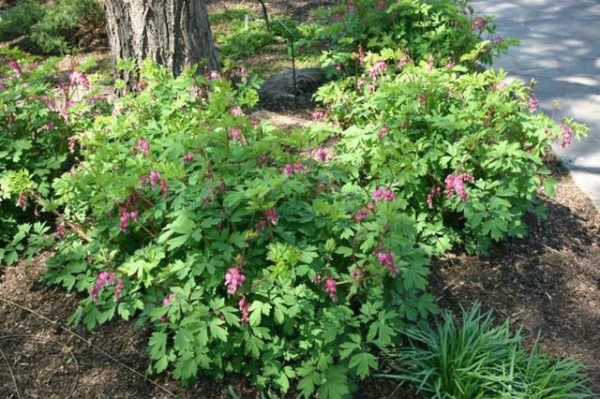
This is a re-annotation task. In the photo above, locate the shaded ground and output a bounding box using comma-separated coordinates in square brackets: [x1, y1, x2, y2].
[1, 0, 600, 397]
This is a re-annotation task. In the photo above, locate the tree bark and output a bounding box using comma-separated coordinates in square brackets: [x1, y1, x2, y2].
[103, 0, 220, 88]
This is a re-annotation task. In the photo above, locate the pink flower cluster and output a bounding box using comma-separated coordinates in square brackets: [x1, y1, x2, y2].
[315, 148, 328, 162]
[90, 272, 123, 302]
[372, 187, 395, 202]
[398, 55, 409, 68]
[377, 251, 398, 276]
[55, 222, 67, 239]
[324, 278, 337, 301]
[225, 267, 246, 294]
[281, 162, 306, 175]
[183, 152, 195, 163]
[266, 207, 278, 226]
[472, 16, 487, 30]
[255, 219, 267, 232]
[370, 61, 388, 78]
[120, 209, 139, 232]
[160, 294, 174, 323]
[354, 203, 374, 223]
[230, 127, 241, 140]
[136, 80, 148, 92]
[560, 124, 573, 148]
[426, 186, 442, 209]
[528, 96, 539, 113]
[69, 71, 90, 90]
[354, 208, 368, 223]
[358, 45, 365, 66]
[239, 297, 250, 324]
[351, 268, 363, 280]
[312, 109, 327, 121]
[39, 94, 73, 121]
[377, 126, 389, 140]
[8, 60, 22, 76]
[17, 193, 28, 210]
[114, 278, 124, 300]
[312, 275, 337, 301]
[134, 138, 150, 156]
[141, 171, 169, 199]
[43, 121, 55, 131]
[229, 106, 244, 116]
[445, 173, 475, 202]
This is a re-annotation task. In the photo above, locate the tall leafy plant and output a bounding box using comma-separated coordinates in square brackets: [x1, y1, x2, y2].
[43, 61, 436, 398]
[316, 51, 587, 254]
[0, 52, 108, 264]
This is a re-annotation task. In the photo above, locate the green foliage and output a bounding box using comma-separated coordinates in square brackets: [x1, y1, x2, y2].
[0, 0, 104, 54]
[381, 304, 594, 398]
[3, 0, 592, 396]
[0, 0, 45, 42]
[209, 7, 280, 59]
[0, 52, 110, 264]
[30, 0, 105, 54]
[302, 0, 517, 73]
[315, 51, 587, 254]
[42, 61, 435, 397]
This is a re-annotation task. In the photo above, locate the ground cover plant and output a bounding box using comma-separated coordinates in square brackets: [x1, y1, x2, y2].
[42, 60, 436, 398]
[381, 304, 594, 398]
[316, 51, 587, 254]
[0, 0, 597, 397]
[0, 49, 110, 264]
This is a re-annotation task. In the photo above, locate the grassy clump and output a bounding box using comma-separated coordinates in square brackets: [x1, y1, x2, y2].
[383, 304, 594, 398]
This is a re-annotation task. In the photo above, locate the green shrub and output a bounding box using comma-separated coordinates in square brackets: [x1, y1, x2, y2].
[30, 0, 105, 54]
[217, 19, 281, 58]
[0, 0, 45, 42]
[0, 52, 110, 264]
[0, 0, 104, 54]
[42, 61, 436, 398]
[381, 304, 594, 398]
[306, 0, 516, 73]
[315, 50, 587, 254]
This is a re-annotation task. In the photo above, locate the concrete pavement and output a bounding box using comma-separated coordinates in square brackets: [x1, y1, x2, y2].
[471, 0, 600, 207]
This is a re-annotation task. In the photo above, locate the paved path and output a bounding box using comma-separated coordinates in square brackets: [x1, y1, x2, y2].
[471, 0, 600, 207]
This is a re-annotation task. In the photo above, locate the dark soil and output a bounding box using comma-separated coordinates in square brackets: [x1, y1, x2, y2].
[1, 0, 600, 398]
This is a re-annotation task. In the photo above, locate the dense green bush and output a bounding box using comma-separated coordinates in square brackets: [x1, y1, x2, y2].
[42, 61, 435, 398]
[305, 0, 516, 74]
[0, 0, 104, 53]
[0, 51, 109, 264]
[315, 51, 587, 254]
[30, 0, 105, 53]
[0, 0, 45, 42]
[1, 0, 592, 397]
[382, 304, 594, 398]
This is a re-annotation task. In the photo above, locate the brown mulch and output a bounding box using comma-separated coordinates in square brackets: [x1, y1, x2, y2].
[1, 0, 600, 398]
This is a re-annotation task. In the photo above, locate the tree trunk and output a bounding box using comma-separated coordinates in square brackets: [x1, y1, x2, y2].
[103, 0, 220, 89]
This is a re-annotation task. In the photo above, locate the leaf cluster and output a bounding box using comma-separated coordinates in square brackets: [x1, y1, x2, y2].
[42, 60, 435, 398]
[0, 0, 105, 54]
[382, 304, 595, 398]
[0, 52, 109, 264]
[315, 51, 587, 254]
